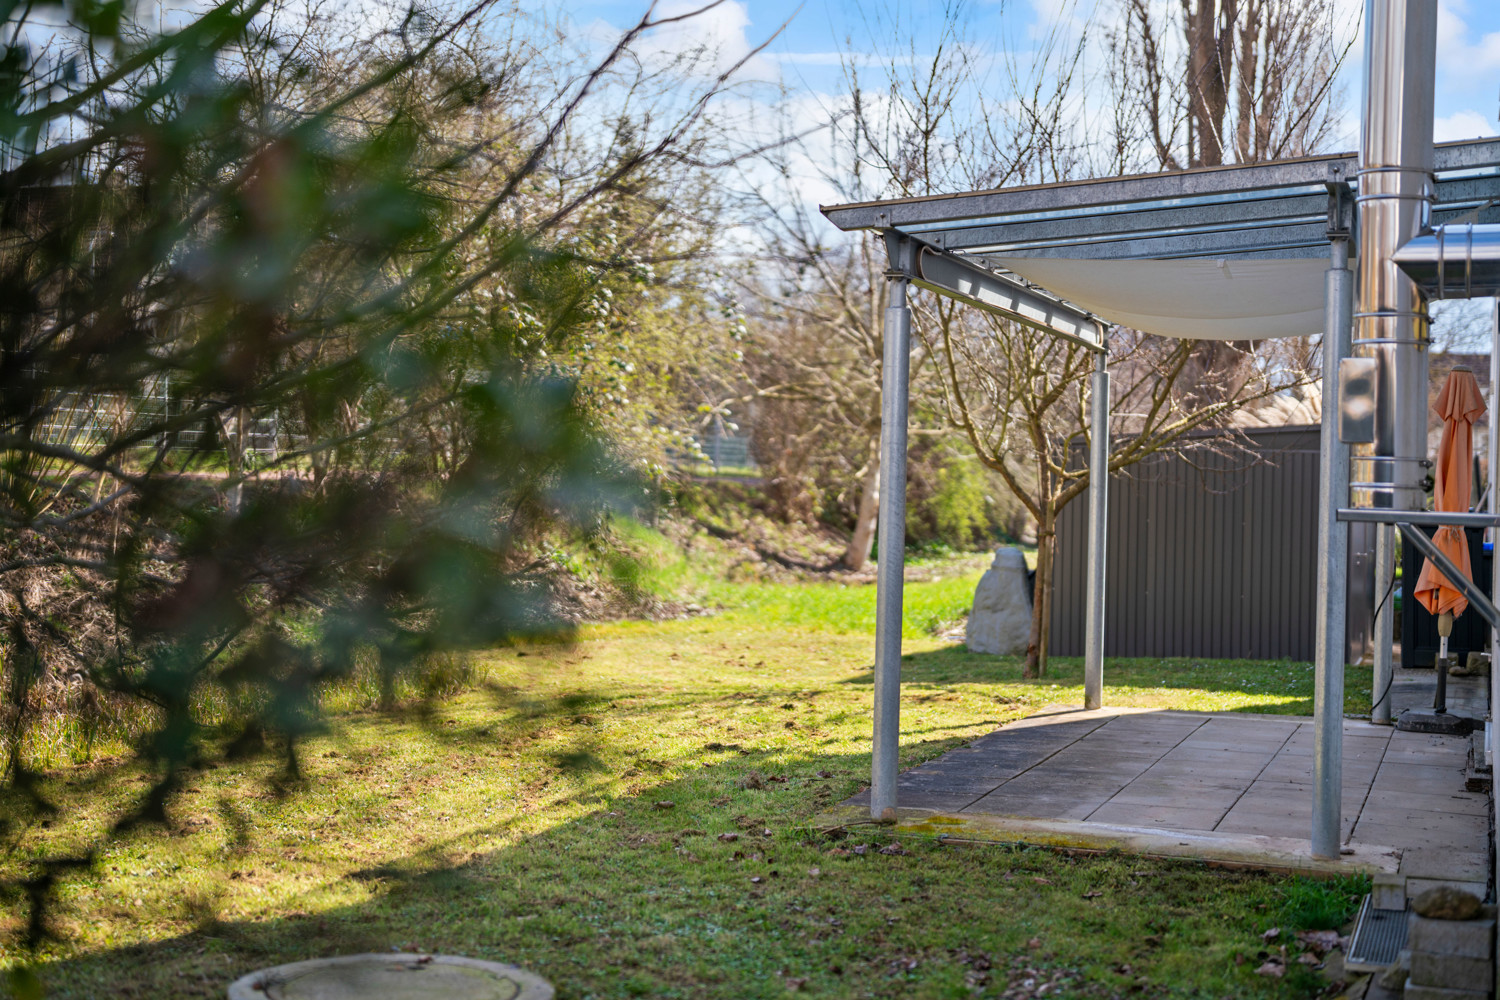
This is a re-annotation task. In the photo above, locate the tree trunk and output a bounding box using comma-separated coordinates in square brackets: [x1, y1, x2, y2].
[843, 437, 881, 570]
[1185, 0, 1233, 167]
[1023, 507, 1057, 678]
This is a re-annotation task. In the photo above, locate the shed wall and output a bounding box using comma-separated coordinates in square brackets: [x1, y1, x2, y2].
[1049, 426, 1373, 661]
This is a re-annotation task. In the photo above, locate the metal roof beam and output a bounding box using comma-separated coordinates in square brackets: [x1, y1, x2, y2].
[903, 239, 1103, 351]
[1433, 137, 1500, 171]
[908, 192, 1328, 253]
[971, 222, 1334, 261]
[823, 139, 1500, 239]
[824, 158, 1352, 232]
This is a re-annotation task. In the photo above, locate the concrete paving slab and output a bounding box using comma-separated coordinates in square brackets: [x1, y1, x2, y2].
[1085, 801, 1229, 830]
[1214, 810, 1356, 840]
[967, 773, 1125, 803]
[1215, 786, 1363, 827]
[1142, 757, 1272, 781]
[1401, 847, 1492, 882]
[1178, 724, 1298, 747]
[833, 703, 1488, 881]
[962, 793, 1107, 821]
[1361, 788, 1490, 817]
[826, 807, 1405, 876]
[903, 761, 1032, 781]
[1352, 820, 1485, 853]
[1272, 737, 1389, 756]
[1382, 745, 1477, 766]
[1371, 761, 1469, 791]
[1257, 759, 1381, 786]
[1105, 779, 1247, 807]
[1038, 755, 1164, 779]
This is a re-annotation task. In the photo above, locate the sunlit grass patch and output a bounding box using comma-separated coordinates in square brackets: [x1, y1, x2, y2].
[4, 557, 1365, 999]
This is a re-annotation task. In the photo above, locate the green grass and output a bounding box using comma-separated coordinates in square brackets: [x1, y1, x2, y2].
[697, 574, 982, 638]
[2, 559, 1373, 999]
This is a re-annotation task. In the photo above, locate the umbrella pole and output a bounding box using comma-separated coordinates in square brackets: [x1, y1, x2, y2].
[1435, 611, 1452, 714]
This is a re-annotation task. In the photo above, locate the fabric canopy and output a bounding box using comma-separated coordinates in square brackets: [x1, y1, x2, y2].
[990, 256, 1335, 341]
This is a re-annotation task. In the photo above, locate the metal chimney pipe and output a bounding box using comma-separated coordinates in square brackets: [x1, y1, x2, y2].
[1355, 0, 1437, 509]
[1320, 0, 1438, 858]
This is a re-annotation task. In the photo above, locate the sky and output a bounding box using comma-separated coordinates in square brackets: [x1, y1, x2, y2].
[555, 0, 1500, 149]
[550, 0, 1500, 346]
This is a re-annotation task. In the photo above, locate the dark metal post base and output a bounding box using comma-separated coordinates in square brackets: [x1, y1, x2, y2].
[1396, 710, 1475, 735]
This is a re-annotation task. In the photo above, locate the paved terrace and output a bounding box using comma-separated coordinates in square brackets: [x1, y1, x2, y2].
[840, 705, 1490, 882]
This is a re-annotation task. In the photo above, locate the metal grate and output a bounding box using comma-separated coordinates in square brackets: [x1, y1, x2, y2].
[1345, 895, 1410, 973]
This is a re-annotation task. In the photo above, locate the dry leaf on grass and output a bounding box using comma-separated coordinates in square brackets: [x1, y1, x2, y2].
[1255, 959, 1285, 978]
[1295, 929, 1344, 955]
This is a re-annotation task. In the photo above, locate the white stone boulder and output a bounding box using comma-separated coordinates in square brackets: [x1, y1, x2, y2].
[965, 547, 1032, 656]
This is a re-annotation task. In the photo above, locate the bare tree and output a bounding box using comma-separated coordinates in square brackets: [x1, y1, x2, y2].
[737, 0, 1089, 569]
[838, 0, 1342, 675]
[1107, 0, 1355, 171]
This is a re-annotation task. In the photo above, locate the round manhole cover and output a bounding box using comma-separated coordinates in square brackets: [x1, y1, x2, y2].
[227, 954, 553, 1000]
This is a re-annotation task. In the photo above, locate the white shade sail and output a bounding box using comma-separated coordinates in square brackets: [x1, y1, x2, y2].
[991, 256, 1335, 341]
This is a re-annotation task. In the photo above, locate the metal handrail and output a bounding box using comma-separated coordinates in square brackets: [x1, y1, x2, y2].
[1395, 522, 1500, 633]
[1337, 508, 1500, 528]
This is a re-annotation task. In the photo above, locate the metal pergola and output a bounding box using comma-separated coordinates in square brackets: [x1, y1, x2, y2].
[820, 135, 1500, 855]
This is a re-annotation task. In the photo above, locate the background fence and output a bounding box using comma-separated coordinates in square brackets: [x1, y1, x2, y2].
[1049, 425, 1375, 663]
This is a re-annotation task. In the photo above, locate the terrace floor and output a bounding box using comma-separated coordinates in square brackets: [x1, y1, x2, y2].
[838, 700, 1490, 884]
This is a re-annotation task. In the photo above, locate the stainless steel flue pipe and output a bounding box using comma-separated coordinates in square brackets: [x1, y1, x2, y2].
[1354, 0, 1436, 509]
[1316, 0, 1439, 859]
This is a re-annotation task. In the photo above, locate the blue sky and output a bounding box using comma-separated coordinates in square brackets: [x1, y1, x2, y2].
[549, 1, 1500, 344]
[555, 0, 1500, 150]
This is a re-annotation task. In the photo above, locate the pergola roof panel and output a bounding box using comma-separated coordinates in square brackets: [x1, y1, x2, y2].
[820, 138, 1500, 340]
[822, 138, 1500, 265]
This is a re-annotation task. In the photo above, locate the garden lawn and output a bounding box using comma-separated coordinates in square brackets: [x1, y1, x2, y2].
[2, 568, 1374, 999]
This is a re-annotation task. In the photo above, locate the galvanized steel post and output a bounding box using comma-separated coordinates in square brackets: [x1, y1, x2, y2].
[871, 234, 912, 822]
[1372, 526, 1395, 724]
[1083, 346, 1109, 711]
[1313, 236, 1353, 860]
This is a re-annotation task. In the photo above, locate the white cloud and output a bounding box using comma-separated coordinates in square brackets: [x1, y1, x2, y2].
[624, 1, 779, 83]
[1438, 0, 1500, 79]
[1434, 109, 1498, 142]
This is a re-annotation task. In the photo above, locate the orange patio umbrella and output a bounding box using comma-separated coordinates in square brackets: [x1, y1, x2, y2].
[1413, 365, 1487, 625]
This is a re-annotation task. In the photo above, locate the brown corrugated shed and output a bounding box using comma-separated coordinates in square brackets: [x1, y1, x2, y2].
[1048, 426, 1374, 662]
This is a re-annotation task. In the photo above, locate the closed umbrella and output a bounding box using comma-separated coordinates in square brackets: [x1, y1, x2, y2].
[1413, 365, 1487, 700]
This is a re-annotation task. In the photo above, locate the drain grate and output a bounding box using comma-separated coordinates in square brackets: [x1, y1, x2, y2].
[1345, 894, 1409, 973]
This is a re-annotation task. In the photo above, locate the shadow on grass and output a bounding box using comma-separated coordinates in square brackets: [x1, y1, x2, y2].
[8, 642, 1388, 1000]
[855, 647, 1376, 718]
[16, 731, 1347, 1000]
